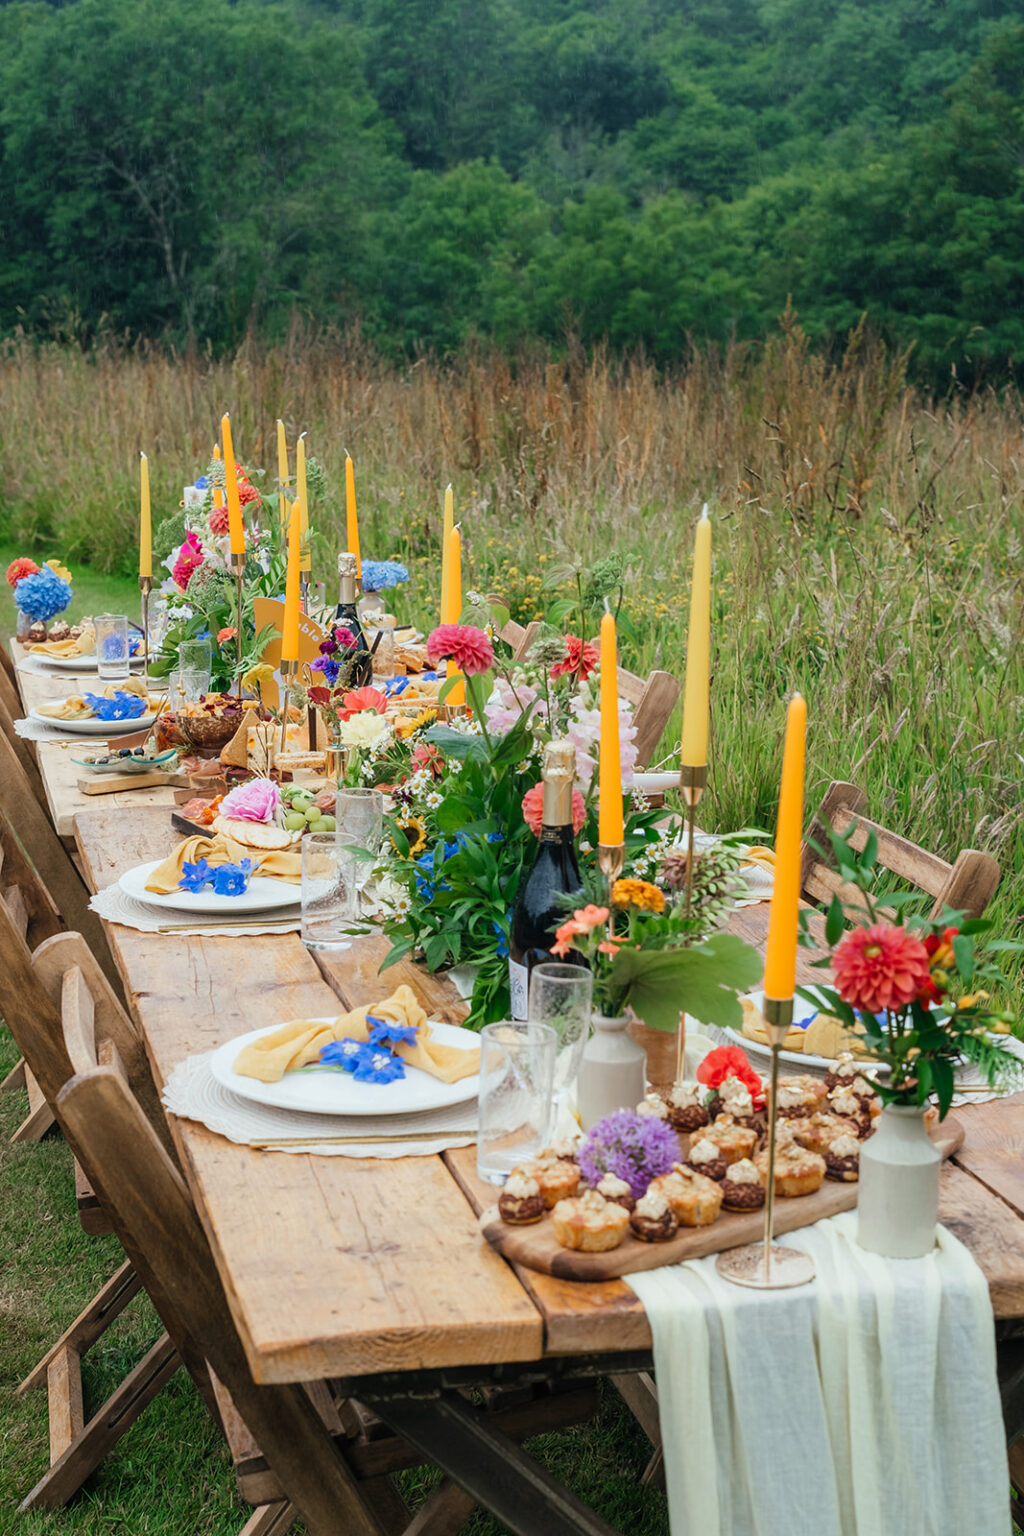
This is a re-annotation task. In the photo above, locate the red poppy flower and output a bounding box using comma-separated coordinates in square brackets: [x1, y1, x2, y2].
[697, 1045, 765, 1108]
[338, 686, 388, 720]
[551, 634, 599, 681]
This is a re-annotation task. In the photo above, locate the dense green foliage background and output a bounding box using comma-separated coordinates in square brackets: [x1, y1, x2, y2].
[1, 0, 1023, 377]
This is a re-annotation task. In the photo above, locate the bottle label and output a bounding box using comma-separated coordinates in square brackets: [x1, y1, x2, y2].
[508, 958, 529, 1022]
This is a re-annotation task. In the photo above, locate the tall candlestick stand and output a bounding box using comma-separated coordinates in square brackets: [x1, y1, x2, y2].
[715, 996, 816, 1290]
[138, 575, 153, 689]
[300, 576, 309, 617]
[278, 659, 300, 757]
[231, 552, 245, 704]
[597, 841, 625, 940]
[676, 762, 708, 1084]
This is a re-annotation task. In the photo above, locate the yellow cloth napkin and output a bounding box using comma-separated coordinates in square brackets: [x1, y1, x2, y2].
[35, 695, 94, 719]
[233, 983, 479, 1085]
[144, 833, 302, 892]
[31, 626, 96, 659]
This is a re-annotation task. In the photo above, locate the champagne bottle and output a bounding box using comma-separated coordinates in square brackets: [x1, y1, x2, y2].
[334, 551, 373, 689]
[509, 739, 585, 1021]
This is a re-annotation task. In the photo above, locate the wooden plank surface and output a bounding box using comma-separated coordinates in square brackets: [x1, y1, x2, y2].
[72, 805, 543, 1384]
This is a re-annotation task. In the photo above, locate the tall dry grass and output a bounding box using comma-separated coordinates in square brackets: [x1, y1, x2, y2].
[2, 317, 1022, 970]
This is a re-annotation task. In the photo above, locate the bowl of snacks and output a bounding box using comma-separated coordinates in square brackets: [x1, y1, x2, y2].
[174, 694, 250, 753]
[71, 745, 180, 776]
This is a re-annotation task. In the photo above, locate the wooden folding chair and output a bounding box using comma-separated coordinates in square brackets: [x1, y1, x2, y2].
[801, 781, 1001, 921]
[0, 646, 25, 720]
[0, 686, 50, 805]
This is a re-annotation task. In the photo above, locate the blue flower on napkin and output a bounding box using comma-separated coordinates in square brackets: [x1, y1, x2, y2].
[210, 859, 255, 897]
[367, 1015, 419, 1048]
[178, 858, 213, 892]
[84, 691, 147, 721]
[351, 1045, 406, 1084]
[319, 1038, 366, 1071]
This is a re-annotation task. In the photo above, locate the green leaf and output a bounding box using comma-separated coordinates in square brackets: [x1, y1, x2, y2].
[862, 827, 878, 871]
[435, 798, 469, 835]
[421, 726, 488, 762]
[609, 934, 762, 1033]
[437, 673, 462, 704]
[952, 933, 975, 983]
[931, 1056, 954, 1118]
[825, 893, 845, 946]
[379, 937, 415, 973]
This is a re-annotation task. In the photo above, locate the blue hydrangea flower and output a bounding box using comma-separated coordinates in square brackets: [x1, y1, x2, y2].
[178, 858, 213, 892]
[14, 567, 72, 623]
[351, 1045, 406, 1084]
[360, 560, 409, 593]
[367, 1015, 419, 1048]
[209, 859, 255, 897]
[319, 1038, 366, 1071]
[84, 691, 147, 721]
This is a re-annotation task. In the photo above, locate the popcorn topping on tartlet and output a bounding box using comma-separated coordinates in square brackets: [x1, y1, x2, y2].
[636, 1091, 670, 1119]
[668, 1080, 703, 1111]
[829, 1088, 864, 1119]
[596, 1173, 633, 1203]
[635, 1187, 670, 1221]
[725, 1158, 761, 1186]
[777, 1080, 815, 1110]
[828, 1134, 861, 1159]
[504, 1170, 540, 1199]
[688, 1138, 720, 1166]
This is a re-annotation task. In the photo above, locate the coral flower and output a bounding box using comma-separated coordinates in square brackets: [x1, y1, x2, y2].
[551, 634, 599, 681]
[426, 623, 495, 675]
[611, 878, 665, 914]
[574, 904, 610, 929]
[338, 686, 388, 720]
[209, 503, 231, 534]
[6, 557, 40, 588]
[696, 1045, 764, 1107]
[238, 480, 261, 510]
[521, 782, 586, 836]
[551, 919, 587, 958]
[833, 923, 933, 1014]
[411, 741, 444, 776]
[217, 627, 237, 644]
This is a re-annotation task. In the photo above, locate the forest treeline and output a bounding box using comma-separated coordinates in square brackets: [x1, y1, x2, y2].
[1, 0, 1023, 379]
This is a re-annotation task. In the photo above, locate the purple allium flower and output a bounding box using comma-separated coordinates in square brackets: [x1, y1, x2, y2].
[579, 1110, 678, 1199]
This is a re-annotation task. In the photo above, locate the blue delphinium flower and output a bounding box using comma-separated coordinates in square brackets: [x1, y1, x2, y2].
[193, 475, 210, 490]
[14, 567, 72, 624]
[351, 1045, 406, 1084]
[367, 1015, 419, 1048]
[492, 920, 509, 959]
[209, 859, 255, 897]
[178, 858, 213, 893]
[360, 559, 410, 593]
[84, 691, 147, 722]
[319, 1038, 367, 1071]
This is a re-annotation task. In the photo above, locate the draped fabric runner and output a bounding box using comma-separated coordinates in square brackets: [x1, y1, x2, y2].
[626, 1209, 1008, 1536]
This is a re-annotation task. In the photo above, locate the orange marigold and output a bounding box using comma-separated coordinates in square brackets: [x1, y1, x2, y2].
[611, 878, 665, 914]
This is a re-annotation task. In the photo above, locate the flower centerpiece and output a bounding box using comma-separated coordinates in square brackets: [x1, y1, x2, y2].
[8, 557, 73, 640]
[300, 625, 393, 784]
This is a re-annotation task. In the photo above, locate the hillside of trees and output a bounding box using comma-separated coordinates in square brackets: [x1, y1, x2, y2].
[1, 0, 1022, 379]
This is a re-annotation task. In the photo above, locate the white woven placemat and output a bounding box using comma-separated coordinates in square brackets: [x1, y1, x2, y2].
[162, 1049, 478, 1157]
[13, 715, 100, 743]
[90, 881, 302, 938]
[15, 652, 92, 678]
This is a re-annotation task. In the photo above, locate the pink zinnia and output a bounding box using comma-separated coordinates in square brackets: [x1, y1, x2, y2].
[522, 782, 586, 836]
[551, 634, 599, 681]
[209, 503, 231, 534]
[833, 923, 933, 1014]
[426, 623, 494, 675]
[171, 532, 204, 589]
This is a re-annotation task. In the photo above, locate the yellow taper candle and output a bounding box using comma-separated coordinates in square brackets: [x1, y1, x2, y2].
[681, 506, 711, 767]
[212, 444, 223, 509]
[281, 499, 301, 663]
[139, 452, 152, 579]
[276, 419, 290, 528]
[440, 483, 454, 624]
[445, 526, 465, 706]
[763, 693, 807, 1001]
[345, 453, 361, 578]
[296, 433, 311, 574]
[221, 414, 245, 556]
[598, 612, 624, 846]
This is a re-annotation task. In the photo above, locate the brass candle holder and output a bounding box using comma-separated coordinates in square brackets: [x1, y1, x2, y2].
[278, 659, 300, 756]
[676, 761, 708, 1085]
[597, 841, 625, 939]
[231, 552, 246, 703]
[715, 995, 816, 1290]
[138, 574, 153, 689]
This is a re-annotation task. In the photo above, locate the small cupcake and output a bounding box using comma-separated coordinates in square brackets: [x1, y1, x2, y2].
[685, 1136, 728, 1183]
[551, 1189, 630, 1252]
[709, 1074, 761, 1130]
[755, 1143, 826, 1198]
[522, 1155, 581, 1209]
[648, 1164, 724, 1227]
[666, 1080, 711, 1135]
[498, 1170, 545, 1224]
[595, 1172, 636, 1211]
[544, 1128, 585, 1164]
[827, 1087, 872, 1137]
[824, 1133, 861, 1182]
[721, 1158, 766, 1212]
[47, 619, 71, 642]
[788, 1111, 861, 1158]
[27, 621, 47, 644]
[630, 1186, 680, 1243]
[636, 1090, 671, 1121]
[702, 1114, 758, 1165]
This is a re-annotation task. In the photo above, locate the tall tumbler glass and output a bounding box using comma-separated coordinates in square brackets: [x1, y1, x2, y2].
[301, 832, 355, 952]
[476, 1021, 557, 1185]
[528, 962, 593, 1109]
[177, 638, 213, 704]
[335, 788, 384, 925]
[95, 614, 130, 681]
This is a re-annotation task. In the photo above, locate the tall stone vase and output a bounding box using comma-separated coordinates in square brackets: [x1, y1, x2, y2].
[857, 1103, 940, 1259]
[576, 1014, 647, 1131]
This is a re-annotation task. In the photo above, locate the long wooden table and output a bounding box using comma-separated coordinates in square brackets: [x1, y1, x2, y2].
[14, 658, 1024, 1531]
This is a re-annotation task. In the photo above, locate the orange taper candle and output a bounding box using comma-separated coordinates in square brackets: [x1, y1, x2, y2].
[220, 414, 245, 556]
[345, 452, 361, 579]
[598, 612, 624, 845]
[763, 693, 807, 1001]
[281, 498, 301, 663]
[440, 482, 454, 625]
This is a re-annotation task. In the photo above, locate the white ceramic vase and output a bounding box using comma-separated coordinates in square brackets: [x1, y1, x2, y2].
[857, 1102, 940, 1259]
[576, 1014, 647, 1131]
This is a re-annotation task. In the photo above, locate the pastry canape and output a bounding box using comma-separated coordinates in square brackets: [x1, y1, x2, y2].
[755, 1143, 826, 1197]
[685, 1136, 728, 1183]
[721, 1158, 766, 1212]
[827, 1087, 872, 1136]
[825, 1053, 875, 1094]
[772, 1075, 827, 1120]
[708, 1074, 764, 1132]
[47, 619, 71, 642]
[521, 1154, 581, 1209]
[635, 1090, 670, 1121]
[666, 1080, 710, 1135]
[498, 1170, 545, 1224]
[551, 1189, 630, 1252]
[630, 1186, 679, 1242]
[595, 1173, 635, 1211]
[702, 1114, 758, 1165]
[824, 1133, 861, 1182]
[546, 1128, 585, 1163]
[648, 1164, 723, 1227]
[788, 1111, 861, 1158]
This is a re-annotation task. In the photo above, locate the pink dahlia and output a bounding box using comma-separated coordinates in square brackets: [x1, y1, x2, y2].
[426, 623, 494, 675]
[551, 634, 599, 681]
[522, 782, 586, 836]
[6, 556, 40, 589]
[833, 923, 933, 1014]
[172, 532, 204, 590]
[238, 480, 261, 510]
[209, 503, 231, 534]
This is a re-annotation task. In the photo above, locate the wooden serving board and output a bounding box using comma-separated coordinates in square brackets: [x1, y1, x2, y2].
[78, 771, 178, 796]
[478, 1120, 965, 1282]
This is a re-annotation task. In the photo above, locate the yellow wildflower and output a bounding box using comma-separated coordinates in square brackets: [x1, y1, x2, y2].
[46, 557, 72, 583]
[394, 706, 437, 740]
[392, 814, 427, 857]
[611, 878, 665, 914]
[241, 661, 275, 691]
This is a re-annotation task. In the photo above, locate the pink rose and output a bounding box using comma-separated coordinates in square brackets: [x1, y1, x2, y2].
[219, 778, 282, 824]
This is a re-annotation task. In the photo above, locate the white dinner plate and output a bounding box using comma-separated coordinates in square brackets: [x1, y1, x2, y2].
[119, 859, 301, 914]
[30, 703, 157, 736]
[40, 653, 146, 671]
[210, 1017, 480, 1117]
[723, 988, 890, 1083]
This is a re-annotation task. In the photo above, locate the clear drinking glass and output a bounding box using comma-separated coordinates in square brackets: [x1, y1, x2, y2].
[529, 962, 594, 1107]
[335, 788, 384, 925]
[477, 1022, 558, 1185]
[177, 638, 213, 703]
[95, 613, 130, 681]
[301, 833, 355, 952]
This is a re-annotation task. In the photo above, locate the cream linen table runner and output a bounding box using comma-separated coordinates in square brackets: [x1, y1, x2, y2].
[627, 1209, 1008, 1536]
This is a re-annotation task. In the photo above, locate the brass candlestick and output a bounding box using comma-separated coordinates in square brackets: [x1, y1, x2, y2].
[278, 659, 300, 757]
[715, 996, 816, 1290]
[677, 761, 708, 1084]
[231, 552, 245, 703]
[138, 575, 153, 689]
[300, 575, 310, 617]
[597, 841, 625, 940]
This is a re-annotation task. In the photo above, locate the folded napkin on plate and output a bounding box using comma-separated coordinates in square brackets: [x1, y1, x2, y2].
[144, 833, 302, 891]
[233, 983, 479, 1085]
[31, 635, 96, 659]
[35, 696, 95, 719]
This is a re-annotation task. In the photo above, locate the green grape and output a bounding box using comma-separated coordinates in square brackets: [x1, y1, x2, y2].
[318, 815, 336, 831]
[284, 811, 307, 831]
[304, 806, 322, 823]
